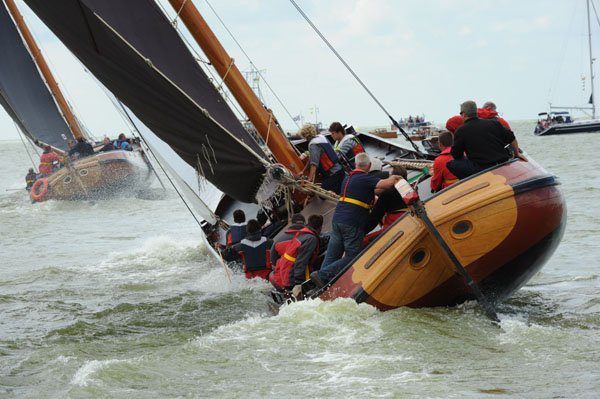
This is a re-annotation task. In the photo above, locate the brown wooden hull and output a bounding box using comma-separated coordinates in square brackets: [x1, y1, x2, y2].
[33, 150, 151, 201]
[317, 159, 566, 310]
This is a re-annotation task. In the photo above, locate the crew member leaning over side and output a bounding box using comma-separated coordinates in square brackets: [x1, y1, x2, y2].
[430, 131, 458, 192]
[232, 219, 273, 280]
[270, 214, 323, 291]
[310, 153, 400, 287]
[298, 124, 345, 194]
[25, 168, 37, 190]
[447, 100, 527, 179]
[330, 121, 364, 170]
[363, 165, 409, 245]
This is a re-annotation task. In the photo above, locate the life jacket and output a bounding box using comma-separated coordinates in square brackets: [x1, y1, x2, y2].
[25, 173, 36, 184]
[226, 223, 247, 247]
[269, 227, 318, 289]
[477, 108, 511, 130]
[335, 134, 365, 170]
[309, 135, 340, 177]
[338, 169, 374, 210]
[238, 236, 271, 279]
[39, 152, 59, 175]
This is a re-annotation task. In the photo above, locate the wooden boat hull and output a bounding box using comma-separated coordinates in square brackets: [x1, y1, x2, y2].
[34, 150, 151, 201]
[535, 120, 600, 136]
[317, 159, 566, 309]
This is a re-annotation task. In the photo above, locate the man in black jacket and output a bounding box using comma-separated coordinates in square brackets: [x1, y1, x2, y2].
[448, 100, 527, 179]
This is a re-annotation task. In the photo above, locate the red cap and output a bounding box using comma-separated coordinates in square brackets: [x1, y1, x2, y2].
[445, 115, 464, 133]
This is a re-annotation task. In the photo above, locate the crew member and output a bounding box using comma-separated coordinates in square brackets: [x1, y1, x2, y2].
[447, 100, 527, 179]
[98, 137, 114, 152]
[38, 145, 61, 176]
[330, 122, 364, 170]
[363, 165, 408, 244]
[446, 101, 511, 133]
[478, 101, 511, 130]
[69, 137, 94, 159]
[430, 131, 458, 192]
[310, 153, 400, 287]
[232, 219, 273, 280]
[270, 214, 323, 291]
[270, 213, 306, 266]
[226, 209, 247, 247]
[113, 133, 132, 151]
[298, 124, 345, 194]
[25, 168, 37, 190]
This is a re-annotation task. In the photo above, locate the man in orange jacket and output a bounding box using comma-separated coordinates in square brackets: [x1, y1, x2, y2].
[38, 145, 61, 176]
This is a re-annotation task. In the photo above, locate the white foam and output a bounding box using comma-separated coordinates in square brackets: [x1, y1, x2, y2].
[71, 359, 127, 387]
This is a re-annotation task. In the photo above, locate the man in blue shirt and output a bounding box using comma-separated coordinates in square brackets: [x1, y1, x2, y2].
[311, 152, 400, 286]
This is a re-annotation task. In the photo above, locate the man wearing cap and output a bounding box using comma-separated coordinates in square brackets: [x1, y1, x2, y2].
[447, 100, 526, 179]
[310, 152, 400, 287]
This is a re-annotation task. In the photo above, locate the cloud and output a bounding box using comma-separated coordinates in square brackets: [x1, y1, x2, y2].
[458, 26, 473, 36]
[493, 15, 552, 33]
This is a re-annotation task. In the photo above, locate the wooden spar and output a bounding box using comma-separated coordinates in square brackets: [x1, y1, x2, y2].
[166, 0, 304, 175]
[3, 0, 84, 141]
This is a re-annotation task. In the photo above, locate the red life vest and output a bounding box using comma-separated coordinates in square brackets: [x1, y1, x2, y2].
[39, 152, 59, 175]
[310, 135, 340, 177]
[269, 227, 318, 289]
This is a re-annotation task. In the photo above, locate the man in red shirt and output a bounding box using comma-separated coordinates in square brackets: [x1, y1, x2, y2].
[431, 131, 458, 192]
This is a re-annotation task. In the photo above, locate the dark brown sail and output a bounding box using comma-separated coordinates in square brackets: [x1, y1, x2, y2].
[0, 2, 74, 150]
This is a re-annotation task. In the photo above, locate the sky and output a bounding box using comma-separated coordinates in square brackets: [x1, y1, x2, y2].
[0, 0, 598, 140]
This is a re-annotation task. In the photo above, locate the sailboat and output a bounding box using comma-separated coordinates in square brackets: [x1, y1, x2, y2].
[535, 0, 600, 136]
[0, 0, 152, 202]
[22, 0, 566, 315]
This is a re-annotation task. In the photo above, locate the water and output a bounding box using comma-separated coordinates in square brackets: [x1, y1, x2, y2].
[1, 121, 599, 398]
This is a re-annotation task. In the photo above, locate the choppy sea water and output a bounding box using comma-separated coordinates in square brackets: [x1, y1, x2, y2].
[0, 121, 598, 398]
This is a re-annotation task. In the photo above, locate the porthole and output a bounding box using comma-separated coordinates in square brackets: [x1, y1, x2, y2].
[63, 176, 72, 184]
[79, 169, 88, 177]
[451, 220, 473, 239]
[409, 248, 430, 269]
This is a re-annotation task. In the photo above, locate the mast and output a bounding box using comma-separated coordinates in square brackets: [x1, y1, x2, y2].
[4, 0, 84, 140]
[587, 0, 596, 118]
[166, 0, 304, 175]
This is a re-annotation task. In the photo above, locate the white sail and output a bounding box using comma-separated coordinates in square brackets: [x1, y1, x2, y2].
[133, 116, 223, 225]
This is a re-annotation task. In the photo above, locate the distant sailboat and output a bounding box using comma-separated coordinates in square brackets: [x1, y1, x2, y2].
[535, 0, 599, 136]
[0, 0, 151, 201]
[24, 0, 566, 316]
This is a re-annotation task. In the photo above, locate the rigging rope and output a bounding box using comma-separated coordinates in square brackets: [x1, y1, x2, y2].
[117, 99, 209, 229]
[592, 0, 600, 28]
[287, 0, 424, 157]
[14, 121, 38, 172]
[202, 0, 301, 129]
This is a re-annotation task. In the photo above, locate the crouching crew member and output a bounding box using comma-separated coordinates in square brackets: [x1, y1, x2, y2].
[25, 168, 37, 191]
[38, 145, 61, 176]
[269, 214, 323, 291]
[430, 131, 458, 192]
[330, 122, 364, 170]
[226, 209, 247, 247]
[298, 124, 345, 194]
[233, 219, 273, 280]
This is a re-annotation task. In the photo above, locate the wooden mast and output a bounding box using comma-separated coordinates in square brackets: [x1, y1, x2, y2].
[4, 0, 84, 141]
[166, 0, 304, 175]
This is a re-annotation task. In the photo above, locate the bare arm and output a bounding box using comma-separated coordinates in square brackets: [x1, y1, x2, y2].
[511, 139, 527, 161]
[375, 175, 400, 195]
